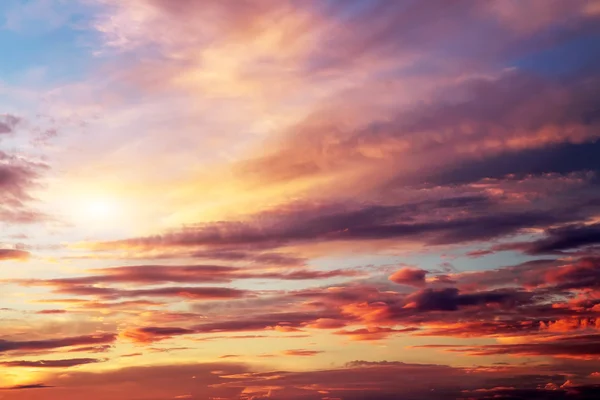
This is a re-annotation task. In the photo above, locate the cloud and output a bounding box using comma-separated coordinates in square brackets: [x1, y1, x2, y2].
[211, 359, 600, 400]
[423, 333, 600, 360]
[451, 256, 600, 294]
[0, 150, 48, 225]
[219, 354, 239, 359]
[3, 1, 600, 395]
[0, 359, 598, 399]
[26, 284, 251, 301]
[240, 69, 600, 189]
[0, 362, 250, 399]
[0, 358, 105, 368]
[522, 223, 600, 254]
[413, 321, 541, 338]
[389, 267, 428, 287]
[430, 140, 600, 186]
[0, 114, 20, 134]
[119, 310, 336, 344]
[87, 197, 572, 254]
[66, 345, 113, 354]
[404, 287, 528, 312]
[1, 383, 53, 390]
[34, 264, 363, 286]
[35, 309, 67, 314]
[334, 326, 419, 341]
[0, 249, 29, 261]
[281, 349, 323, 357]
[121, 327, 196, 343]
[0, 333, 116, 354]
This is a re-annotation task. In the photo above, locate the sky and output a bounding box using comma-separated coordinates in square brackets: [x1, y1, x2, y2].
[1, 0, 600, 399]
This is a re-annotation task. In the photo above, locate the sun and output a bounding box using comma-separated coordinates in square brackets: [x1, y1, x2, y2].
[85, 198, 119, 219]
[71, 196, 123, 224]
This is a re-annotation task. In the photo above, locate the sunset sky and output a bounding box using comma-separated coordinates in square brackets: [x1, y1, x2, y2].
[1, 1, 600, 399]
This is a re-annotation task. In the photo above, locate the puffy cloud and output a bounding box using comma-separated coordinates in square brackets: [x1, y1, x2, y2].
[389, 267, 428, 287]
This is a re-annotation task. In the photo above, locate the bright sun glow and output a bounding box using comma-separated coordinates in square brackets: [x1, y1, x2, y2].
[86, 199, 119, 218]
[72, 197, 123, 223]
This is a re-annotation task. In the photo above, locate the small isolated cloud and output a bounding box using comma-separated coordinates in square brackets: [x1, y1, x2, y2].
[0, 249, 29, 261]
[1, 383, 53, 390]
[281, 349, 323, 356]
[389, 267, 428, 287]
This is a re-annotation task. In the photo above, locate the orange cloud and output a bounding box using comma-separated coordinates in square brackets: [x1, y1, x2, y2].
[389, 267, 428, 287]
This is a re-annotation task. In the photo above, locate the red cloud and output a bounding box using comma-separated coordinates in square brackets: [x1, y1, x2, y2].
[0, 249, 29, 261]
[281, 349, 323, 356]
[334, 326, 419, 341]
[35, 309, 67, 315]
[121, 327, 196, 343]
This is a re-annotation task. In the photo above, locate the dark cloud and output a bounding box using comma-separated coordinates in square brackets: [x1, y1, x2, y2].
[1, 384, 53, 390]
[211, 359, 600, 400]
[429, 140, 600, 186]
[524, 223, 600, 254]
[413, 320, 542, 338]
[242, 69, 600, 189]
[120, 310, 342, 343]
[404, 287, 529, 312]
[37, 264, 362, 286]
[92, 196, 574, 253]
[450, 256, 600, 294]
[218, 354, 239, 358]
[0, 360, 500, 399]
[428, 334, 600, 359]
[543, 257, 600, 291]
[0, 362, 249, 399]
[32, 284, 251, 301]
[0, 358, 105, 368]
[0, 333, 116, 354]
